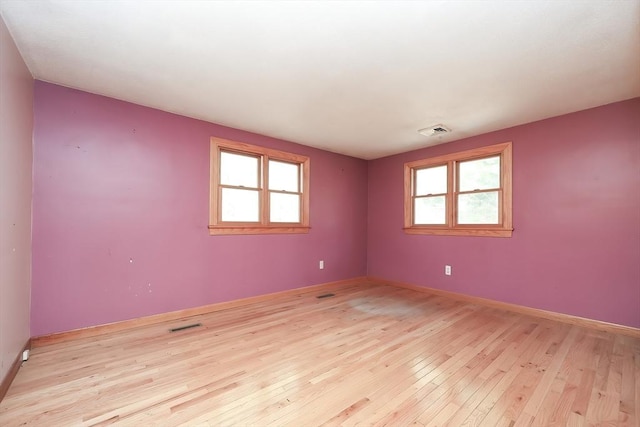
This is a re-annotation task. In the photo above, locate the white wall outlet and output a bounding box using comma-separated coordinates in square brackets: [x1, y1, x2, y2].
[22, 349, 30, 361]
[445, 265, 452, 276]
[319, 260, 324, 269]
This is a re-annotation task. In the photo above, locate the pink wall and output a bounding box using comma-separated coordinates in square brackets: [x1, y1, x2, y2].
[30, 81, 640, 335]
[0, 18, 33, 383]
[368, 98, 640, 328]
[31, 82, 368, 336]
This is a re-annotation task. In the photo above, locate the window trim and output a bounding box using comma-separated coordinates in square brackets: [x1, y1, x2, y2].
[404, 142, 513, 237]
[209, 137, 310, 235]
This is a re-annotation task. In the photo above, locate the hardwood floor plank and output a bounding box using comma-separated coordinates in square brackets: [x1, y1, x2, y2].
[618, 337, 638, 426]
[400, 321, 517, 424]
[475, 324, 557, 426]
[1, 280, 638, 426]
[516, 326, 577, 423]
[340, 309, 512, 425]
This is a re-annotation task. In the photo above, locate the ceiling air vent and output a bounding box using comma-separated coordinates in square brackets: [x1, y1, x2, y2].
[418, 124, 451, 137]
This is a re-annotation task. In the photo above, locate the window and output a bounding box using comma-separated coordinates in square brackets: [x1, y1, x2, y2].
[209, 137, 310, 235]
[404, 142, 512, 237]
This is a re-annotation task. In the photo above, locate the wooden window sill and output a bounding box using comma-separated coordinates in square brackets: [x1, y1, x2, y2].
[403, 227, 513, 237]
[209, 226, 311, 235]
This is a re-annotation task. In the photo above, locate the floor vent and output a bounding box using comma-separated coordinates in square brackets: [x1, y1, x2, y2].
[316, 293, 335, 299]
[170, 323, 202, 332]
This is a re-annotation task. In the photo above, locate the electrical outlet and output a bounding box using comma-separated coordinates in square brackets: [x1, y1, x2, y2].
[445, 265, 452, 276]
[319, 260, 324, 270]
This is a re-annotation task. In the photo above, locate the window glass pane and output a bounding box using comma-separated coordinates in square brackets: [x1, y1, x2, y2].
[414, 196, 446, 225]
[269, 160, 299, 192]
[459, 156, 500, 192]
[415, 165, 447, 196]
[220, 151, 259, 188]
[221, 188, 260, 222]
[270, 192, 300, 223]
[458, 191, 499, 224]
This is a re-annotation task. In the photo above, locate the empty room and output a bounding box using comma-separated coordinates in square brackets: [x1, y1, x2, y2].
[1, 1, 639, 425]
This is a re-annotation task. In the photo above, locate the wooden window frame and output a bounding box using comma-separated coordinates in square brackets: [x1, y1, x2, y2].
[209, 137, 310, 235]
[404, 142, 513, 237]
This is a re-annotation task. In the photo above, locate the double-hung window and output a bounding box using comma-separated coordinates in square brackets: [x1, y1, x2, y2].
[209, 137, 310, 235]
[404, 142, 513, 237]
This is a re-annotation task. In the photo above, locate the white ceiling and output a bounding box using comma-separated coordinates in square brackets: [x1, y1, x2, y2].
[1, 1, 639, 160]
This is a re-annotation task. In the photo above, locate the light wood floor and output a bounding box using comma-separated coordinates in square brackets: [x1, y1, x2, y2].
[1, 281, 638, 426]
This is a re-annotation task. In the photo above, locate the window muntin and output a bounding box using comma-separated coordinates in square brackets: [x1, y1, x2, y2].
[209, 138, 310, 235]
[404, 142, 512, 237]
[219, 151, 262, 223]
[413, 164, 448, 225]
[268, 159, 302, 223]
[457, 155, 501, 225]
